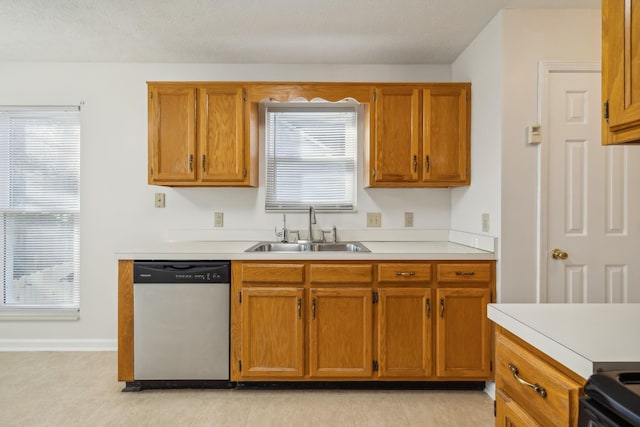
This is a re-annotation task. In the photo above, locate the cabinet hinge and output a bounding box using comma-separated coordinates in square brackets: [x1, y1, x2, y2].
[372, 91, 377, 102]
[239, 360, 242, 372]
[490, 291, 494, 303]
[239, 291, 242, 303]
[372, 168, 376, 178]
[372, 291, 379, 304]
[466, 92, 470, 102]
[373, 360, 379, 372]
[243, 168, 247, 177]
[494, 400, 497, 417]
[149, 92, 153, 100]
[604, 100, 609, 123]
[150, 167, 153, 176]
[242, 90, 247, 102]
[490, 360, 493, 372]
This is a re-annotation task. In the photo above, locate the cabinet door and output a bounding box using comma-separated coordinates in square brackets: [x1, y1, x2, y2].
[240, 287, 304, 378]
[435, 288, 491, 378]
[603, 0, 640, 143]
[198, 86, 247, 183]
[148, 86, 197, 183]
[496, 391, 543, 427]
[423, 87, 469, 184]
[309, 288, 372, 377]
[372, 86, 420, 183]
[378, 288, 432, 378]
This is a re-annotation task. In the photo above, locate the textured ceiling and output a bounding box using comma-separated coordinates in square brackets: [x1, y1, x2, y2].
[0, 0, 600, 64]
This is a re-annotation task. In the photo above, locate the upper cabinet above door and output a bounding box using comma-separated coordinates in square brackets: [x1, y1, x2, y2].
[602, 0, 640, 144]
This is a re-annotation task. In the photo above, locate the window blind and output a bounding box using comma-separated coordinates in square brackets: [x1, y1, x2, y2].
[265, 105, 357, 211]
[0, 107, 80, 312]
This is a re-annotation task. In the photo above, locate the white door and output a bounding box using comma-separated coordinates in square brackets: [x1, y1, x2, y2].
[545, 70, 640, 303]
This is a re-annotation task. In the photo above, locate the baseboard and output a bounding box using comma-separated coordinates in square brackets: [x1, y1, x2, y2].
[0, 338, 117, 351]
[484, 380, 496, 399]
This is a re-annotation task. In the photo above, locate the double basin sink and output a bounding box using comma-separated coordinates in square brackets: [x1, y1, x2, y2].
[245, 241, 370, 253]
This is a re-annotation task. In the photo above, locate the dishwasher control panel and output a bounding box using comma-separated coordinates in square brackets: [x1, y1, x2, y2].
[133, 261, 230, 283]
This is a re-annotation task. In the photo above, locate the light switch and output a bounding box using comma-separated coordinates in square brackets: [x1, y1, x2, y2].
[214, 212, 224, 227]
[404, 212, 414, 227]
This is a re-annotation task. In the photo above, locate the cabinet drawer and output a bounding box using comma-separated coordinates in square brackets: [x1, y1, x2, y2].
[378, 263, 432, 283]
[309, 264, 373, 284]
[436, 263, 491, 282]
[241, 263, 305, 283]
[496, 331, 583, 427]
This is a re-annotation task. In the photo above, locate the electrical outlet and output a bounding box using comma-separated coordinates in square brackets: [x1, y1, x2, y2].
[482, 213, 490, 233]
[154, 193, 165, 208]
[404, 212, 414, 227]
[367, 212, 382, 228]
[214, 212, 224, 227]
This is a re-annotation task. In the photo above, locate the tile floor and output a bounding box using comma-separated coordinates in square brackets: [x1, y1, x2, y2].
[0, 352, 495, 427]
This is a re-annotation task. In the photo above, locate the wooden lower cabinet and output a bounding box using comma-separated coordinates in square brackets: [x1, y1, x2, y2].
[436, 288, 491, 378]
[378, 288, 432, 377]
[240, 288, 304, 378]
[231, 260, 495, 382]
[494, 327, 584, 427]
[309, 288, 372, 377]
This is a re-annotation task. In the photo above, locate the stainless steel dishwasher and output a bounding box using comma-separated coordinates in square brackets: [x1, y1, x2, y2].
[129, 261, 230, 390]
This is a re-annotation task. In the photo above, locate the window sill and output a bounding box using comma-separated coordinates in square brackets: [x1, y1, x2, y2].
[0, 309, 79, 321]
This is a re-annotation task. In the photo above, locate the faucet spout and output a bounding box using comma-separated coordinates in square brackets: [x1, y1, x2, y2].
[308, 206, 317, 242]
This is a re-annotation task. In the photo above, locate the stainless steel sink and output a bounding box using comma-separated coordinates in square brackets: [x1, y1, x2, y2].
[245, 241, 370, 253]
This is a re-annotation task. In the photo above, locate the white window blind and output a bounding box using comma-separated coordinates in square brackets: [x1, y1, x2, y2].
[265, 105, 357, 211]
[0, 107, 80, 314]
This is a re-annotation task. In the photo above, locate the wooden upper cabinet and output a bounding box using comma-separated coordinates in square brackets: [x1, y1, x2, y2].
[147, 82, 257, 187]
[372, 86, 421, 183]
[603, 0, 640, 144]
[198, 87, 247, 183]
[368, 84, 471, 187]
[148, 86, 197, 183]
[423, 87, 470, 184]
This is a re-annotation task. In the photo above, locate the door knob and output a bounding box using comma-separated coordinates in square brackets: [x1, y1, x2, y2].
[551, 249, 568, 260]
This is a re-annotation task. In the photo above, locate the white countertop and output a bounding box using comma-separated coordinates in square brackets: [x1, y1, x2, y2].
[115, 240, 495, 261]
[488, 303, 640, 380]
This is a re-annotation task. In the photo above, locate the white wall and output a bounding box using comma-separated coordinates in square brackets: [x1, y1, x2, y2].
[451, 13, 503, 237]
[500, 9, 601, 302]
[451, 9, 601, 303]
[0, 63, 452, 345]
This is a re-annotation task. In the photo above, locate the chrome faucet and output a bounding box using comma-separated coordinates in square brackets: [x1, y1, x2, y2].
[308, 206, 317, 242]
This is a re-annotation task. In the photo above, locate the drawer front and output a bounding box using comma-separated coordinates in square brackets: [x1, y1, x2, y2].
[309, 264, 373, 284]
[377, 263, 432, 283]
[436, 263, 491, 283]
[496, 332, 582, 427]
[241, 263, 305, 283]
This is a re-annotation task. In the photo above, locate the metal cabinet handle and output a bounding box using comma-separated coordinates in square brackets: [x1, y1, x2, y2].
[425, 155, 430, 173]
[395, 271, 416, 277]
[455, 271, 475, 276]
[413, 155, 417, 172]
[297, 298, 302, 319]
[426, 298, 430, 318]
[312, 298, 316, 320]
[189, 154, 194, 172]
[508, 363, 547, 398]
[440, 298, 444, 318]
[202, 154, 206, 172]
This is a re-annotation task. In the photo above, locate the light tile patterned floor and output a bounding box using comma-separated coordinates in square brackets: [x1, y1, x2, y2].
[0, 352, 495, 427]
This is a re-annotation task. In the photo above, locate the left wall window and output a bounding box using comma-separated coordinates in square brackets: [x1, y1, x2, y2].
[0, 107, 80, 317]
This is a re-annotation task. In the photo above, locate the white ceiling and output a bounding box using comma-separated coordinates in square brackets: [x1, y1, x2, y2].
[0, 0, 600, 64]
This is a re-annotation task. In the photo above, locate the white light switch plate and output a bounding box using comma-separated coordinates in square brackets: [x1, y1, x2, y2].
[367, 212, 382, 227]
